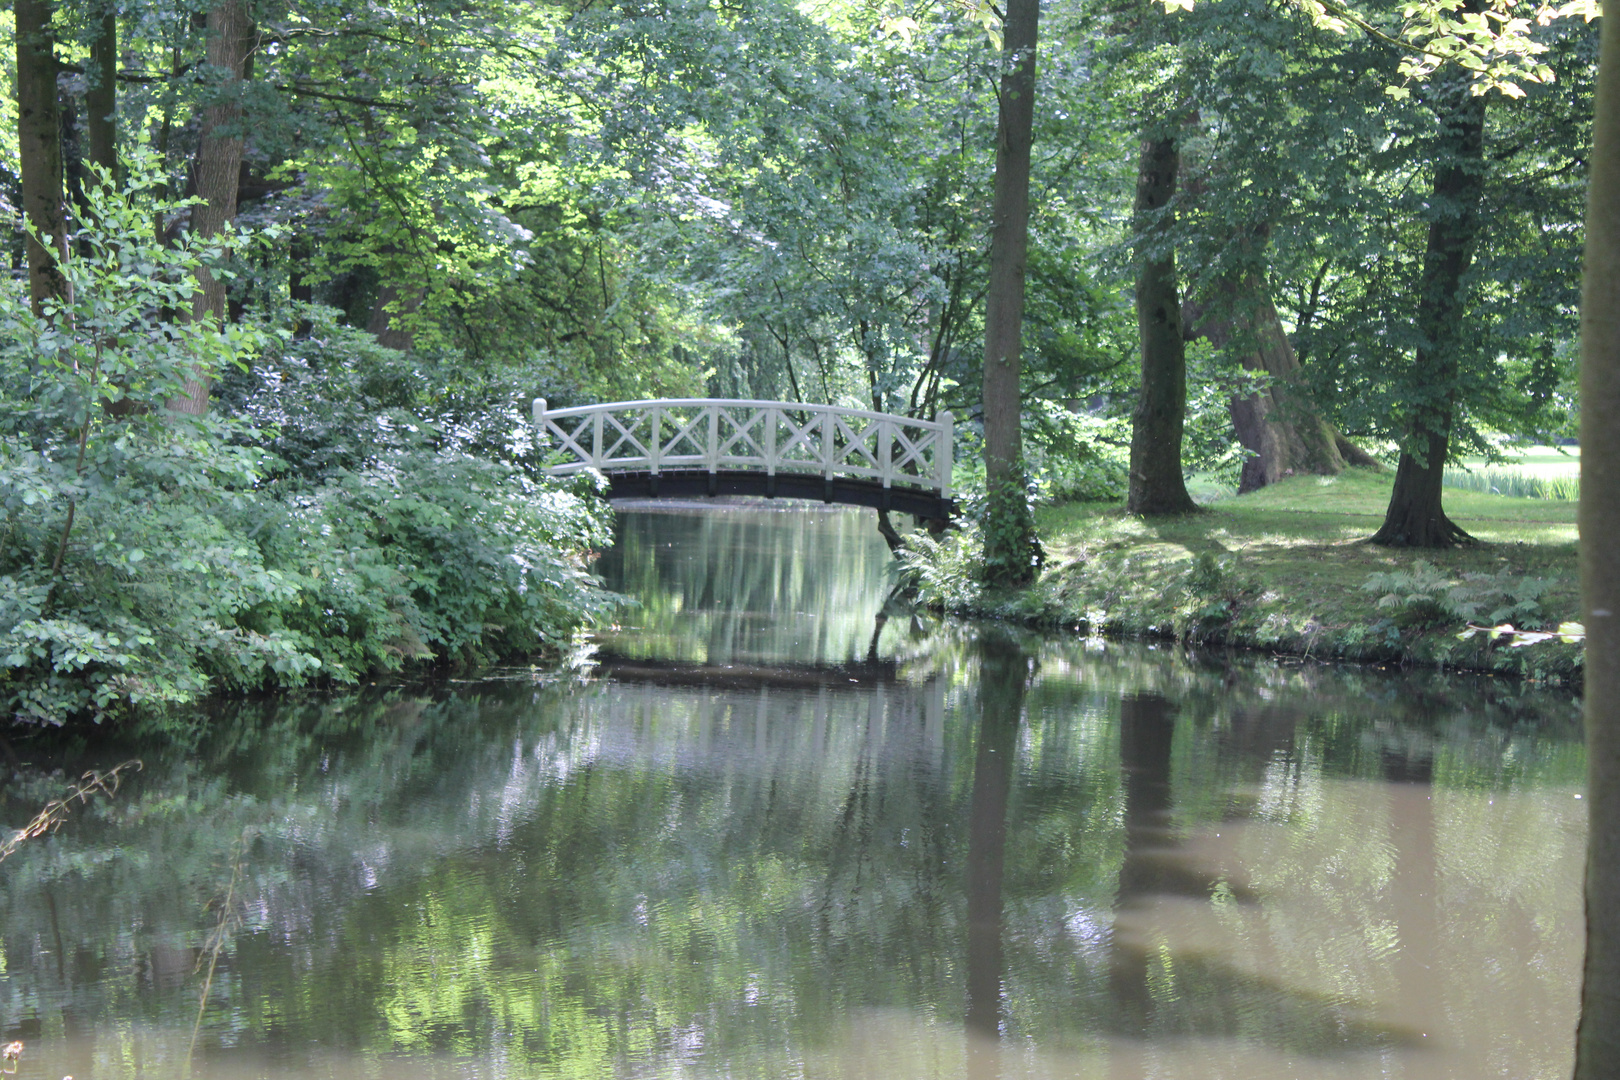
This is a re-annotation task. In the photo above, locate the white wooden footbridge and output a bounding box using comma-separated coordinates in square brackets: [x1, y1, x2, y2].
[533, 398, 955, 519]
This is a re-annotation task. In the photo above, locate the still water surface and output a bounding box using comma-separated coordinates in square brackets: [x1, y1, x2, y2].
[0, 504, 1587, 1079]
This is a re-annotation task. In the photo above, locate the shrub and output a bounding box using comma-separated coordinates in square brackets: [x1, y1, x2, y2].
[0, 162, 615, 727]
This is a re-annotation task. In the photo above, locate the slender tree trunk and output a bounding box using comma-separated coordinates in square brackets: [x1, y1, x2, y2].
[1369, 78, 1486, 547]
[980, 0, 1040, 586]
[170, 0, 252, 416]
[1574, 5, 1620, 1075]
[1127, 135, 1198, 516]
[15, 0, 67, 315]
[1186, 271, 1346, 493]
[86, 8, 117, 185]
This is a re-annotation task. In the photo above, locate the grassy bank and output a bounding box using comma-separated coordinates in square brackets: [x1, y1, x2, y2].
[939, 467, 1582, 683]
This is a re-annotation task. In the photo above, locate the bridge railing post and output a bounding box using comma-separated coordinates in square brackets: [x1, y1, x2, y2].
[937, 411, 954, 498]
[879, 417, 893, 489]
[593, 410, 604, 467]
[766, 408, 778, 476]
[706, 405, 720, 473]
[821, 408, 835, 480]
[533, 398, 547, 445]
[649, 405, 662, 474]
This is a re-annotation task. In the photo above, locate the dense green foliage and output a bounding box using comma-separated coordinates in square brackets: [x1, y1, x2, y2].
[0, 174, 614, 726]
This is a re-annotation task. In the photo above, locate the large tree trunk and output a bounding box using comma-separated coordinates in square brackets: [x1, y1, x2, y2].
[1368, 79, 1486, 548]
[1186, 271, 1346, 493]
[170, 0, 252, 417]
[979, 0, 1040, 587]
[1574, 4, 1620, 1076]
[1127, 135, 1199, 516]
[15, 0, 67, 316]
[86, 8, 117, 185]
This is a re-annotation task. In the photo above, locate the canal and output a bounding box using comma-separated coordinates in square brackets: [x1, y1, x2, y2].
[0, 504, 1586, 1078]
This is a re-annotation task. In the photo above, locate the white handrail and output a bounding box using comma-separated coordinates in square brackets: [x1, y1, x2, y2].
[533, 398, 954, 498]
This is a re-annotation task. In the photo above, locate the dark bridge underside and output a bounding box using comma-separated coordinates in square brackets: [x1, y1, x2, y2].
[602, 469, 955, 521]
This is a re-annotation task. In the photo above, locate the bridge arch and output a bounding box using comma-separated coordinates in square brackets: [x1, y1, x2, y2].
[533, 398, 955, 520]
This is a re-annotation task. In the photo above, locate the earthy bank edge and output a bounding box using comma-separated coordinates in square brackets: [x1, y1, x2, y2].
[924, 468, 1584, 686]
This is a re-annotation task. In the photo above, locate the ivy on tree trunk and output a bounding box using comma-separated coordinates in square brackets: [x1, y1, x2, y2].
[980, 0, 1041, 586]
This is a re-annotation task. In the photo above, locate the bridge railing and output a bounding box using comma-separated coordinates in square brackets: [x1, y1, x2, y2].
[532, 398, 954, 497]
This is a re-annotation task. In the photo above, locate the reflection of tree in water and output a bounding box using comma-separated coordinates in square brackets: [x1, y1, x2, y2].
[1102, 692, 1430, 1059]
[964, 635, 1024, 1078]
[1110, 692, 1180, 1038]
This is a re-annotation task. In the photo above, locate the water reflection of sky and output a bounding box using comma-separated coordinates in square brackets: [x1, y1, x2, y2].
[0, 506, 1587, 1080]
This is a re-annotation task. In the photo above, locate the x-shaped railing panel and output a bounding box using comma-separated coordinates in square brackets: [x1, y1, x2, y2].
[532, 398, 954, 497]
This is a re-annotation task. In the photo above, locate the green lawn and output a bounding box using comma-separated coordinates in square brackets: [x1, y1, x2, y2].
[1018, 467, 1580, 679]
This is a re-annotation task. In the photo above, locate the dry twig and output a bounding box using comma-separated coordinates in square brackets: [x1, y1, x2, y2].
[0, 760, 142, 864]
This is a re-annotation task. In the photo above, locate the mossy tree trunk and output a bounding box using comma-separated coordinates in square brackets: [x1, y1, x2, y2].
[980, 0, 1040, 586]
[1127, 135, 1199, 516]
[1575, 4, 1620, 1075]
[1369, 78, 1485, 548]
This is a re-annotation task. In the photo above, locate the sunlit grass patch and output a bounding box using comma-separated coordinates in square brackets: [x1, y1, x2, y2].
[1446, 445, 1581, 500]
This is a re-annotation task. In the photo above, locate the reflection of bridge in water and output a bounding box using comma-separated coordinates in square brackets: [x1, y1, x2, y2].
[596, 654, 909, 692]
[577, 664, 950, 775]
[533, 398, 955, 520]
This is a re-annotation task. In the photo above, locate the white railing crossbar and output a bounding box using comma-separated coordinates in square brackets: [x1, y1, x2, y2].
[533, 398, 954, 498]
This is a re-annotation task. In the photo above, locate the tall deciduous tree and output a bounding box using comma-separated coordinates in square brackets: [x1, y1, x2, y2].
[1575, 4, 1620, 1074]
[15, 0, 66, 315]
[86, 3, 117, 185]
[1127, 131, 1198, 515]
[981, 0, 1041, 586]
[1369, 71, 1487, 547]
[171, 0, 253, 416]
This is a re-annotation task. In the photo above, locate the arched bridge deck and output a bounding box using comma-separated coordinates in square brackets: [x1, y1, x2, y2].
[533, 398, 955, 520]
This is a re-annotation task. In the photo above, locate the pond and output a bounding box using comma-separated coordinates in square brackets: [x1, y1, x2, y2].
[0, 503, 1587, 1079]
